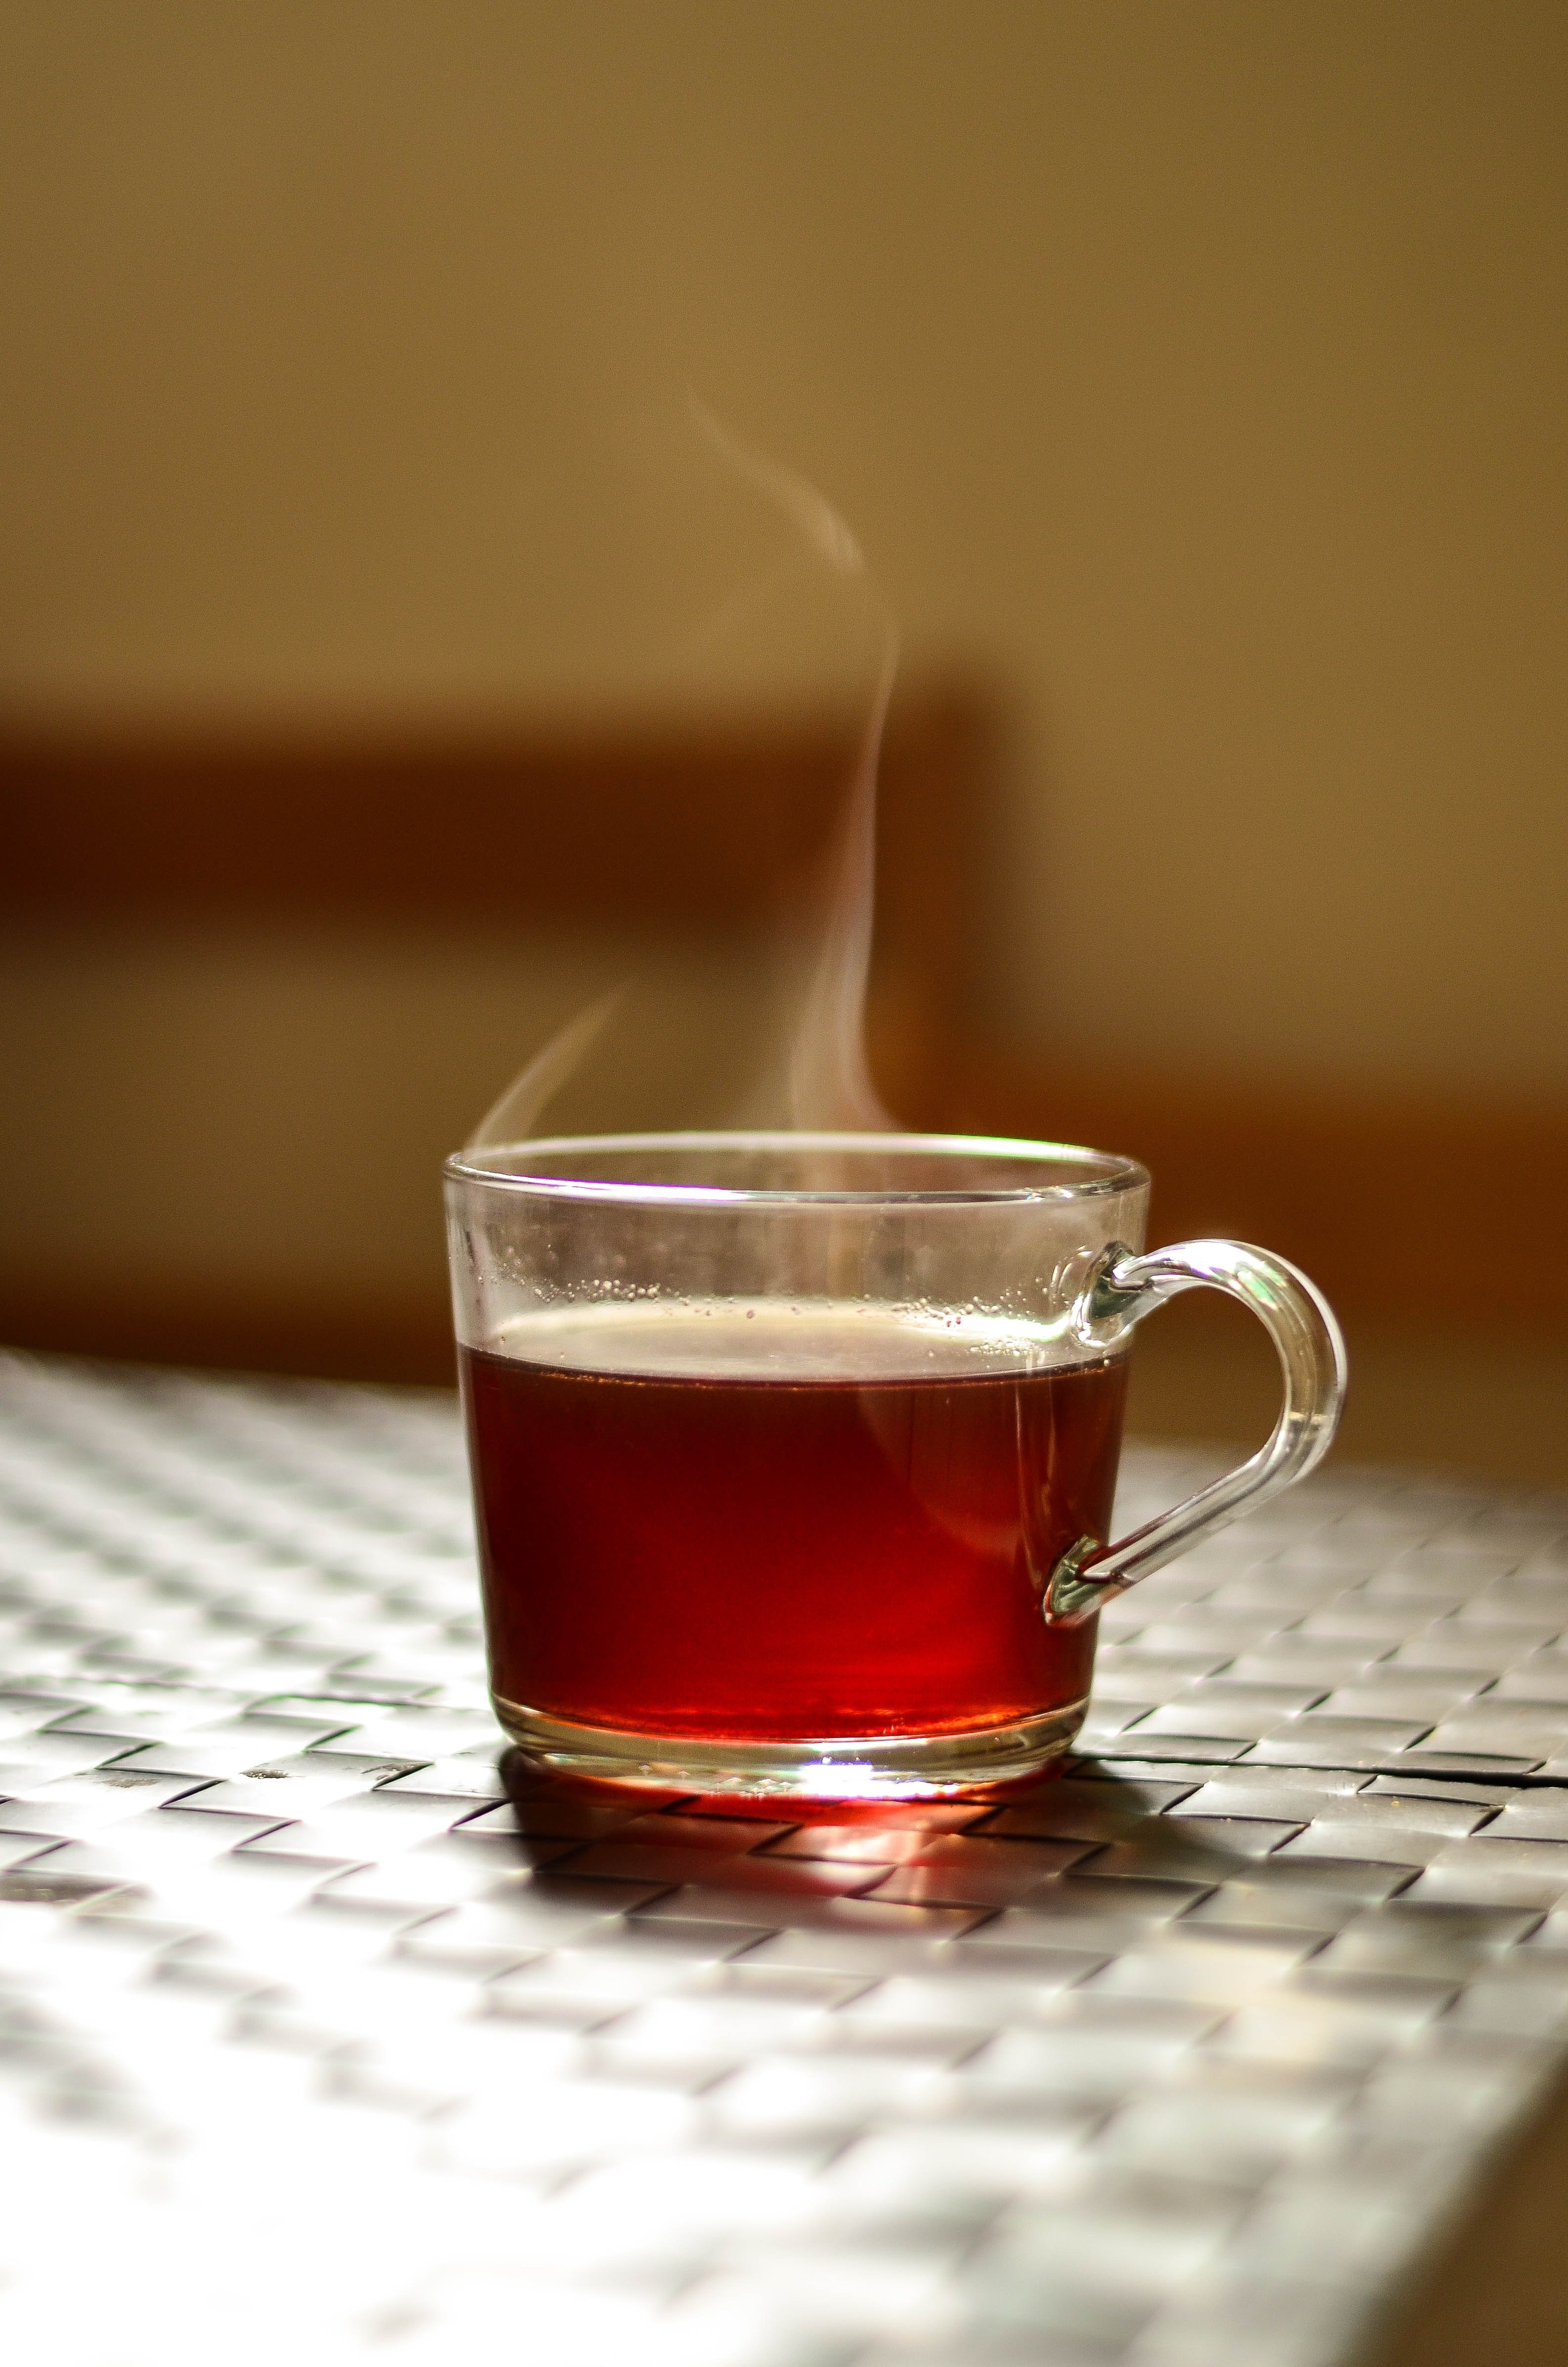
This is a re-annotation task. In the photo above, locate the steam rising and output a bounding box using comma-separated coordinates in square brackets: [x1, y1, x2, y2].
[468, 989, 625, 1152]
[467, 404, 899, 1152]
[687, 400, 865, 579]
[785, 634, 896, 1131]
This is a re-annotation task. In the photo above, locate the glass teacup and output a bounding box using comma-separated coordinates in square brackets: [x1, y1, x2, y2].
[446, 1132, 1345, 1798]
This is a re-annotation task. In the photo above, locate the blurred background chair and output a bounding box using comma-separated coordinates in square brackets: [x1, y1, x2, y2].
[6, 683, 1566, 1484]
[0, 687, 984, 1381]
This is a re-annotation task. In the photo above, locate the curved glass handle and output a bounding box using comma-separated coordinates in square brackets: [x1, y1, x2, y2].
[1043, 1238, 1348, 1626]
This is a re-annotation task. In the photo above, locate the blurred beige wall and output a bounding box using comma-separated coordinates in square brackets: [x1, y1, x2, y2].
[3, 0, 1566, 1099]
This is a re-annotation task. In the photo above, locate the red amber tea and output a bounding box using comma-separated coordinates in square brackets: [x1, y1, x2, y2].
[460, 1304, 1125, 1744]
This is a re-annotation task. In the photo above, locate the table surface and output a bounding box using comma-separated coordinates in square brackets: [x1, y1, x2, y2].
[0, 1353, 1566, 2367]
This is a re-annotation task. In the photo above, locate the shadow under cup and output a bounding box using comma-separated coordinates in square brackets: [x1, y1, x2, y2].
[445, 1133, 1162, 1798]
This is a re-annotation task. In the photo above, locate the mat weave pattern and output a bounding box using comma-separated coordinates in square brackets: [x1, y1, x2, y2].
[1, 1353, 1567, 2366]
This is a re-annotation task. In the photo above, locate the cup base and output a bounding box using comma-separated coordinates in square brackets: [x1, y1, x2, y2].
[491, 1695, 1089, 1800]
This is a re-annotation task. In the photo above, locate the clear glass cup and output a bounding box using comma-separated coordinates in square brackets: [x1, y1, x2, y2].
[445, 1133, 1345, 1798]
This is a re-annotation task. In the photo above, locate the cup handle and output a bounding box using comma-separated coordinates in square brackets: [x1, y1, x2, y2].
[1042, 1238, 1348, 1626]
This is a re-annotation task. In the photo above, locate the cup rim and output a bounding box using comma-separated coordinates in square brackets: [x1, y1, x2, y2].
[443, 1130, 1149, 1206]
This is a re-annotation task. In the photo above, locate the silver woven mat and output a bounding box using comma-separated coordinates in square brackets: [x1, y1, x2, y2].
[0, 1351, 1566, 2366]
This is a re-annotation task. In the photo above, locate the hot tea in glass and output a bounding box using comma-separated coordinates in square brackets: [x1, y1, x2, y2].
[445, 1134, 1343, 1796]
[461, 1304, 1121, 1749]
